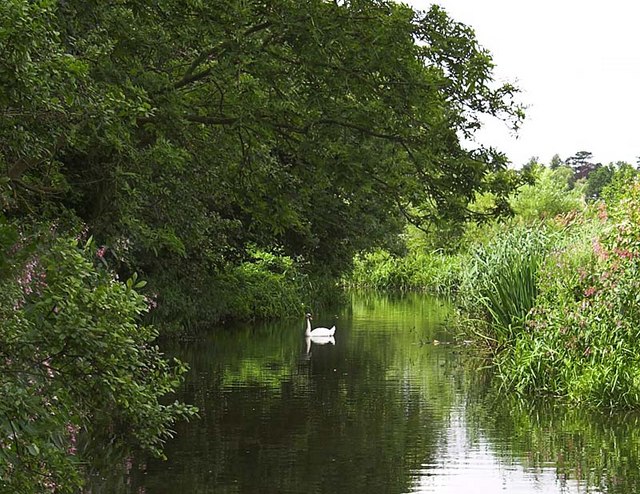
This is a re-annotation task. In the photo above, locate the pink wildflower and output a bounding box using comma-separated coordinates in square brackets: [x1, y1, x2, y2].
[584, 286, 597, 297]
[66, 424, 80, 455]
[9, 240, 22, 255]
[17, 257, 38, 295]
[614, 248, 634, 260]
[96, 246, 107, 259]
[76, 224, 89, 242]
[592, 238, 609, 260]
[43, 478, 58, 492]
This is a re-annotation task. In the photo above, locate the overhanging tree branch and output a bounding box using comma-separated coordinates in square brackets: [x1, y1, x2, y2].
[183, 115, 240, 125]
[173, 21, 272, 90]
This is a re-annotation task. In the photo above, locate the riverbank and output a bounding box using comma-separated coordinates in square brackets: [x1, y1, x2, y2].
[345, 167, 640, 410]
[146, 249, 341, 334]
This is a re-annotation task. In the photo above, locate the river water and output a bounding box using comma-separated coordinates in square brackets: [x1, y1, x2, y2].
[93, 292, 640, 493]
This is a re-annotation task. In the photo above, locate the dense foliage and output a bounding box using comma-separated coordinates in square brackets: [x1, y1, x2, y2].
[0, 218, 196, 493]
[2, 0, 524, 325]
[464, 164, 640, 408]
[1, 0, 530, 490]
[458, 226, 553, 347]
[347, 248, 463, 294]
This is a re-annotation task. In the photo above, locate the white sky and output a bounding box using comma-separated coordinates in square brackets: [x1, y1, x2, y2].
[406, 0, 640, 167]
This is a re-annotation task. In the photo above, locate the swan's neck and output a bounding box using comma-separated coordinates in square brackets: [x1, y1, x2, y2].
[305, 318, 312, 336]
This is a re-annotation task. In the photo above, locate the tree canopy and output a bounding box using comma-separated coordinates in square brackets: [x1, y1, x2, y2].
[2, 0, 524, 285]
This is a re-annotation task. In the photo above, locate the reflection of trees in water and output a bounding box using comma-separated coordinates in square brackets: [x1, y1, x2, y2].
[90, 294, 640, 494]
[461, 375, 640, 494]
[119, 296, 455, 494]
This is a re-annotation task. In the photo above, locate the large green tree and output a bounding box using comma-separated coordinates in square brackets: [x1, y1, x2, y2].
[2, 0, 524, 318]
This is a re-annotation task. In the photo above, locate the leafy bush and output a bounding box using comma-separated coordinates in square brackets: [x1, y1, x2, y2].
[0, 220, 196, 493]
[601, 163, 639, 205]
[347, 250, 410, 290]
[148, 249, 334, 331]
[224, 250, 308, 320]
[346, 248, 464, 294]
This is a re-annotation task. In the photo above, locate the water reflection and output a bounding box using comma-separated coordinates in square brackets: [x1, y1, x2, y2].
[305, 335, 335, 355]
[87, 292, 640, 494]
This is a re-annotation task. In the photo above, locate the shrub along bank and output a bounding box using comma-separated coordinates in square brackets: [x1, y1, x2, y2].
[147, 249, 338, 332]
[0, 219, 197, 493]
[496, 186, 640, 408]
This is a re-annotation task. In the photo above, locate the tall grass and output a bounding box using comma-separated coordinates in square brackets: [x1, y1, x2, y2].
[484, 189, 640, 409]
[458, 226, 554, 349]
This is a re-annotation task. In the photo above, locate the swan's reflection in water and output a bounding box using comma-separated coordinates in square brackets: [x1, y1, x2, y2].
[305, 335, 335, 355]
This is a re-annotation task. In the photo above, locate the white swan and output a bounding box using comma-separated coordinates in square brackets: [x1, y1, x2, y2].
[304, 313, 336, 337]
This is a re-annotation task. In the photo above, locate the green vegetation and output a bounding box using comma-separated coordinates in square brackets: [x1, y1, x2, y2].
[8, 0, 639, 487]
[458, 226, 553, 347]
[498, 182, 640, 407]
[0, 219, 196, 493]
[2, 0, 524, 327]
[510, 166, 584, 220]
[347, 249, 464, 294]
[147, 249, 324, 332]
[1, 0, 528, 490]
[346, 158, 640, 410]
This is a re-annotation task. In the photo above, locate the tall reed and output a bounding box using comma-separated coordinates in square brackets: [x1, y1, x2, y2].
[459, 226, 553, 347]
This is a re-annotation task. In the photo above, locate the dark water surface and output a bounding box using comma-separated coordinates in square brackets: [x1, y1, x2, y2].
[93, 293, 640, 493]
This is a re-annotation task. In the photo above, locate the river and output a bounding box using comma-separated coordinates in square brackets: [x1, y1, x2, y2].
[90, 292, 640, 493]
